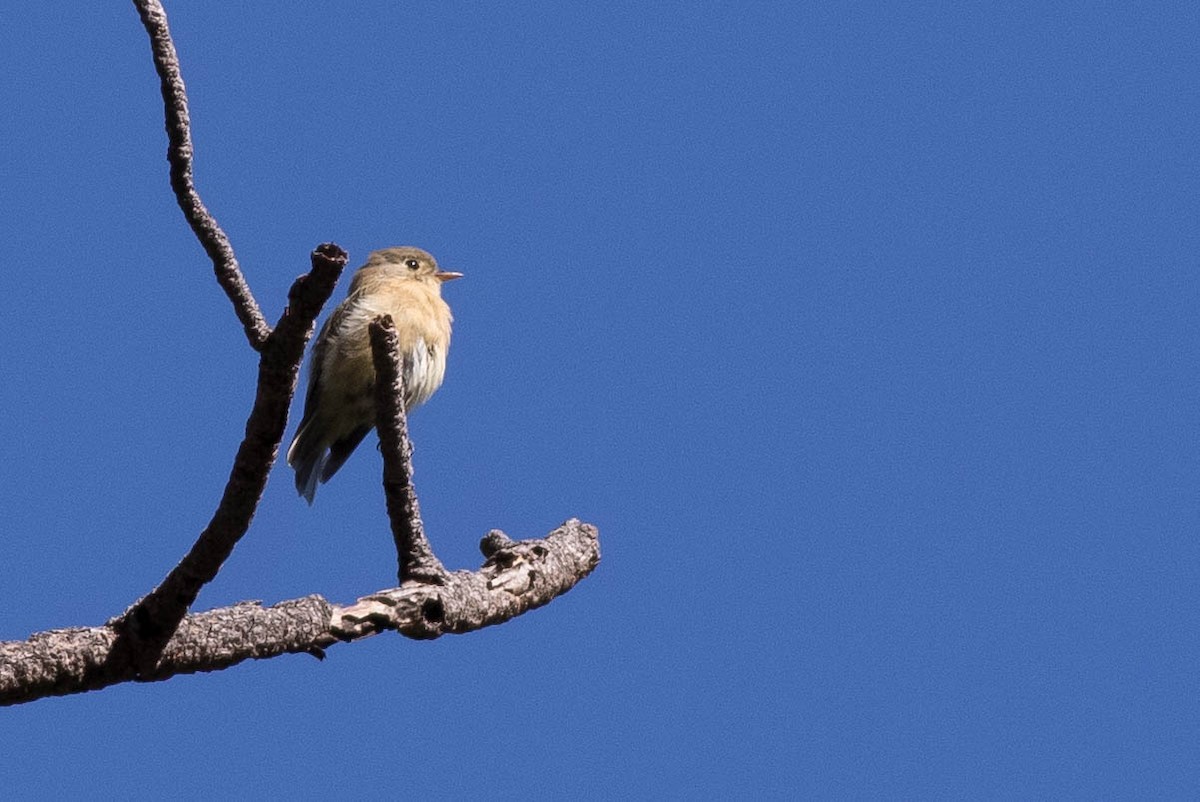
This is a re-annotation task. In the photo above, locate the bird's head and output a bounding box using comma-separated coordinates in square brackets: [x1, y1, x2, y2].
[366, 247, 463, 287]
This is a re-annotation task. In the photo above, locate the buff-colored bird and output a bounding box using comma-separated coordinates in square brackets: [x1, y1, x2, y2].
[288, 246, 461, 503]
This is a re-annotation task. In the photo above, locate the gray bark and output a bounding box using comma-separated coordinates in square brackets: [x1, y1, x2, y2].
[1, 521, 599, 705]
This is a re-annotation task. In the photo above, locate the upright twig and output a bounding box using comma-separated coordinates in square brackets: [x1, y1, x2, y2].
[133, 0, 271, 350]
[122, 1, 350, 667]
[369, 316, 449, 585]
[113, 245, 347, 676]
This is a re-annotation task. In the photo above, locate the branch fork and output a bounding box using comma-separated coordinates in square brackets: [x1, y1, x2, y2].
[0, 0, 598, 708]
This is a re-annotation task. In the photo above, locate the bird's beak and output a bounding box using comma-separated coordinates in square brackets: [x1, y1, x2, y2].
[436, 270, 464, 282]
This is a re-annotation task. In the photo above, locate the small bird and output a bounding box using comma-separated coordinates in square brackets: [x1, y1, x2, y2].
[287, 246, 462, 503]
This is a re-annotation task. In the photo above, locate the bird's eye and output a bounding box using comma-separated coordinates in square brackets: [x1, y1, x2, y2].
[405, 259, 420, 270]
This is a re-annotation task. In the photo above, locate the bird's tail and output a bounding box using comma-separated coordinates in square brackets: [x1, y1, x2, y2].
[287, 420, 329, 505]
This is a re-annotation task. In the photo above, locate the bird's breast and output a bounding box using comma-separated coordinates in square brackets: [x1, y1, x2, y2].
[320, 283, 451, 414]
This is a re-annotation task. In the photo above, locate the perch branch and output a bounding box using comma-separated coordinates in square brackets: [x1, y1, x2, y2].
[111, 244, 347, 676]
[0, 520, 600, 705]
[369, 316, 449, 585]
[133, 0, 271, 350]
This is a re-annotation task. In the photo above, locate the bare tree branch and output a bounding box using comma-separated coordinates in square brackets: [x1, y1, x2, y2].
[0, 0, 604, 706]
[111, 244, 347, 676]
[133, 0, 271, 350]
[0, 520, 599, 705]
[369, 316, 449, 585]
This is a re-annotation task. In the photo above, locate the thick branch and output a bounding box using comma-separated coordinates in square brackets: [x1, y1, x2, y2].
[0, 520, 600, 706]
[133, 0, 271, 350]
[112, 245, 347, 674]
[328, 521, 600, 642]
[369, 316, 448, 585]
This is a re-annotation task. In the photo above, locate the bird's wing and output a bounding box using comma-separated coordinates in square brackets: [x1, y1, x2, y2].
[300, 300, 352, 420]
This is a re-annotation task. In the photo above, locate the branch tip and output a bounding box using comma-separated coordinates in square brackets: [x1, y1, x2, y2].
[132, 0, 269, 350]
[480, 530, 515, 558]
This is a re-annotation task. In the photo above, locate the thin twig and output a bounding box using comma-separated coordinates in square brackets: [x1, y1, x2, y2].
[111, 245, 347, 676]
[132, 0, 271, 350]
[0, 520, 600, 705]
[369, 316, 449, 584]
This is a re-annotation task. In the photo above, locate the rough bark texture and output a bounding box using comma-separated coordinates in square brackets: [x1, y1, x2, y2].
[0, 520, 599, 705]
[369, 316, 449, 585]
[111, 245, 346, 677]
[134, 0, 271, 349]
[328, 521, 600, 642]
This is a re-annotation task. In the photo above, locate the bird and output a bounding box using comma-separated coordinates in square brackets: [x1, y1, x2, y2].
[287, 246, 462, 503]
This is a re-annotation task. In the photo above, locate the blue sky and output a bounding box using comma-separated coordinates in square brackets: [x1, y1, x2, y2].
[1, 2, 1198, 796]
